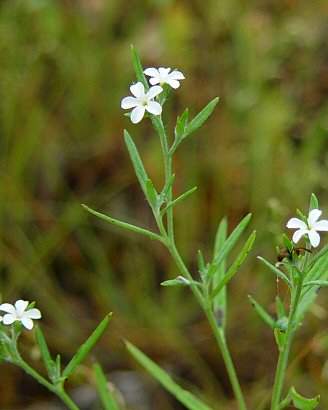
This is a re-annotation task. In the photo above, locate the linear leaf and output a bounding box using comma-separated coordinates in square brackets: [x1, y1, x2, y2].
[210, 231, 256, 300]
[35, 326, 57, 382]
[130, 45, 148, 88]
[185, 98, 219, 136]
[290, 386, 320, 410]
[82, 205, 163, 242]
[257, 257, 292, 287]
[63, 314, 112, 378]
[212, 213, 252, 271]
[248, 296, 275, 329]
[93, 363, 120, 410]
[125, 340, 213, 410]
[124, 130, 149, 197]
[160, 187, 197, 216]
[212, 217, 228, 328]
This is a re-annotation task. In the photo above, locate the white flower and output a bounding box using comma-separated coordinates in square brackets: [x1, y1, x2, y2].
[0, 300, 41, 330]
[121, 82, 163, 124]
[144, 67, 185, 89]
[286, 209, 328, 248]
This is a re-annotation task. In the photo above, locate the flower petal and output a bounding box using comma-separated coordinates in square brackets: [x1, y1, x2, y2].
[286, 218, 307, 230]
[2, 314, 17, 325]
[308, 230, 321, 248]
[145, 101, 162, 115]
[313, 220, 328, 232]
[21, 317, 34, 330]
[15, 300, 29, 315]
[0, 303, 16, 314]
[308, 209, 322, 226]
[168, 70, 185, 80]
[121, 96, 138, 109]
[130, 106, 145, 124]
[25, 308, 41, 319]
[146, 86, 163, 100]
[130, 82, 145, 98]
[158, 67, 171, 76]
[167, 79, 181, 89]
[292, 229, 308, 244]
[149, 77, 160, 85]
[144, 67, 159, 77]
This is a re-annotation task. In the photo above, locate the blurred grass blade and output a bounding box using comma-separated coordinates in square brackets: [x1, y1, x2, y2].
[160, 187, 197, 216]
[35, 326, 57, 381]
[210, 231, 256, 300]
[124, 130, 149, 197]
[125, 340, 213, 410]
[212, 218, 227, 328]
[82, 205, 163, 242]
[257, 257, 292, 287]
[185, 97, 219, 136]
[93, 363, 120, 410]
[248, 295, 275, 329]
[130, 45, 148, 88]
[63, 313, 112, 378]
[212, 213, 252, 271]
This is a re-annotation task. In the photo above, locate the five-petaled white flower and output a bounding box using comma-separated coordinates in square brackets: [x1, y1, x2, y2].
[121, 82, 163, 124]
[144, 67, 185, 89]
[0, 300, 41, 330]
[286, 209, 328, 248]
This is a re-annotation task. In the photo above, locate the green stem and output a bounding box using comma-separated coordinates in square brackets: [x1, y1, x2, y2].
[271, 277, 303, 409]
[15, 358, 79, 410]
[167, 242, 247, 410]
[151, 116, 174, 240]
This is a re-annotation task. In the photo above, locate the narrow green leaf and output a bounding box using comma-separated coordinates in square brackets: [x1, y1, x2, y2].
[146, 179, 158, 210]
[34, 327, 57, 382]
[161, 276, 203, 287]
[248, 295, 276, 329]
[175, 108, 189, 139]
[289, 387, 320, 410]
[161, 174, 175, 199]
[82, 204, 164, 243]
[93, 363, 120, 410]
[213, 213, 252, 269]
[160, 187, 197, 216]
[210, 231, 256, 300]
[124, 130, 149, 197]
[130, 45, 148, 88]
[185, 97, 219, 136]
[212, 217, 228, 328]
[125, 341, 213, 410]
[282, 234, 293, 252]
[309, 193, 319, 212]
[197, 250, 205, 275]
[275, 296, 286, 319]
[274, 328, 285, 352]
[63, 314, 112, 378]
[257, 257, 292, 288]
[303, 280, 328, 287]
[307, 243, 328, 270]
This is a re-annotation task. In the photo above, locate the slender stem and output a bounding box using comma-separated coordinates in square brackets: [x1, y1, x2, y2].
[167, 242, 247, 410]
[151, 116, 174, 240]
[15, 358, 79, 410]
[270, 277, 303, 409]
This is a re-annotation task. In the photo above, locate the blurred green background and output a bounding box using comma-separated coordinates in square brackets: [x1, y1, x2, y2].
[1, 0, 328, 409]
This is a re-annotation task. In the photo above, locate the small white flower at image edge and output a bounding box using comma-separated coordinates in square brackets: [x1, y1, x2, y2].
[286, 208, 328, 248]
[144, 67, 185, 89]
[121, 82, 163, 124]
[0, 300, 41, 330]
